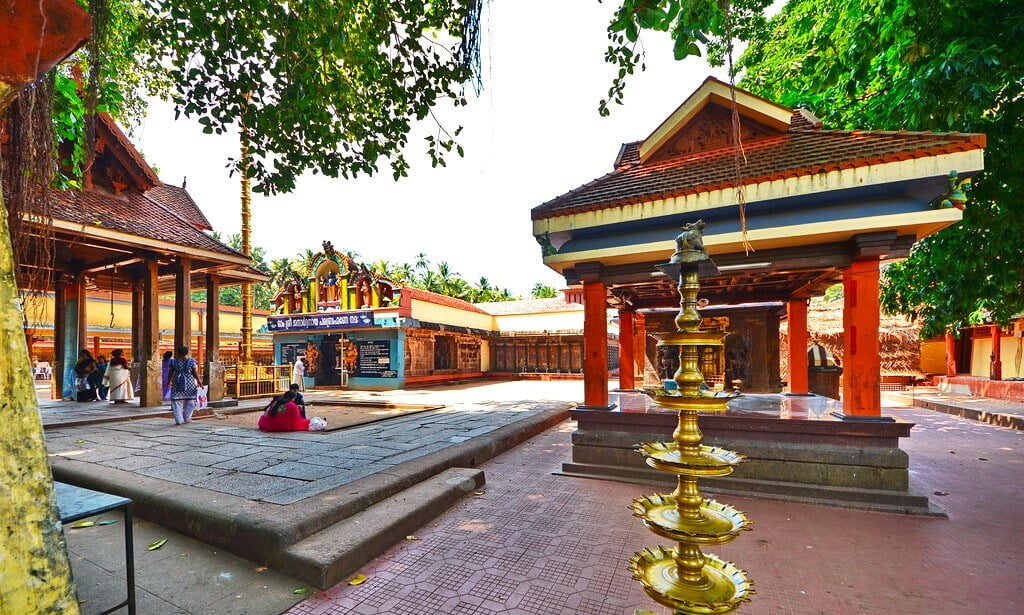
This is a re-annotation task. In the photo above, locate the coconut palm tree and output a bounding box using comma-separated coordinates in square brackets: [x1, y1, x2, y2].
[414, 252, 430, 274]
[269, 258, 295, 287]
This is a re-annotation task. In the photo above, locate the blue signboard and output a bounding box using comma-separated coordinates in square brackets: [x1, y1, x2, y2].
[267, 311, 374, 332]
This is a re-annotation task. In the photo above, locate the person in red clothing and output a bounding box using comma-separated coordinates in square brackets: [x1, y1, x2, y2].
[257, 391, 310, 432]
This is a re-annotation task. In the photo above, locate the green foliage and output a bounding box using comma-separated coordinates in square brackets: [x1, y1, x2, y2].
[361, 254, 517, 302]
[600, 0, 771, 115]
[531, 283, 559, 299]
[192, 233, 274, 310]
[143, 0, 481, 194]
[822, 283, 843, 303]
[739, 0, 1024, 338]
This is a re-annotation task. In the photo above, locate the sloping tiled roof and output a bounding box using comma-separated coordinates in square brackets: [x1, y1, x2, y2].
[402, 287, 489, 314]
[49, 188, 245, 259]
[475, 298, 584, 316]
[145, 184, 213, 230]
[532, 127, 986, 221]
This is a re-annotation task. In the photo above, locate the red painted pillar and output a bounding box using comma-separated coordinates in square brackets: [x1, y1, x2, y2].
[634, 312, 647, 386]
[787, 299, 809, 395]
[618, 310, 635, 390]
[841, 260, 881, 417]
[945, 332, 957, 377]
[582, 280, 610, 408]
[990, 325, 1002, 381]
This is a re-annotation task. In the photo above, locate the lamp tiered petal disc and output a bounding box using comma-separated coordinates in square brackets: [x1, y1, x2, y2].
[628, 240, 754, 615]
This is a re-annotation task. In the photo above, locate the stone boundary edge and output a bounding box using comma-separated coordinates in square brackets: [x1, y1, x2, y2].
[50, 402, 573, 568]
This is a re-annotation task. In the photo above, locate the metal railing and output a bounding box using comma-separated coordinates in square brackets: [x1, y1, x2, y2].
[224, 363, 291, 399]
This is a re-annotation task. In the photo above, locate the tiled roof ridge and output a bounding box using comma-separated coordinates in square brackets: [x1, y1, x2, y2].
[532, 128, 986, 221]
[97, 113, 161, 187]
[146, 183, 214, 231]
[531, 169, 622, 218]
[402, 286, 489, 314]
[137, 190, 248, 259]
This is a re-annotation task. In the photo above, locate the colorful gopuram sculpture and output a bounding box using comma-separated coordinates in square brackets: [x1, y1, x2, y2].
[272, 241, 397, 314]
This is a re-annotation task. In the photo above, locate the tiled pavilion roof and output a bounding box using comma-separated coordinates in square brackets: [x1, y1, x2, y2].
[49, 188, 243, 259]
[532, 117, 986, 221]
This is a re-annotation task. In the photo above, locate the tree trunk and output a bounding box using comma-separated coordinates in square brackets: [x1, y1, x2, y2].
[0, 187, 80, 613]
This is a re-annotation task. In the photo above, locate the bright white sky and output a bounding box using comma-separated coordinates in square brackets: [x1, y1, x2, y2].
[134, 0, 735, 297]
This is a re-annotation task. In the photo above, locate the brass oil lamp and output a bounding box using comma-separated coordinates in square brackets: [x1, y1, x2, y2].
[629, 221, 754, 614]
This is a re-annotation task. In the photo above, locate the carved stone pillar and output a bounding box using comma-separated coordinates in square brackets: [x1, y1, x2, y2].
[204, 274, 224, 400]
[139, 260, 162, 407]
[174, 257, 191, 352]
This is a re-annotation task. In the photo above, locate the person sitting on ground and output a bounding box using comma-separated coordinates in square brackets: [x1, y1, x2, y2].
[257, 390, 310, 432]
[288, 383, 307, 418]
[73, 349, 98, 401]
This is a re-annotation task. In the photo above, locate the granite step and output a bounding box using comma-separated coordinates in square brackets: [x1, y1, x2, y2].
[272, 467, 485, 589]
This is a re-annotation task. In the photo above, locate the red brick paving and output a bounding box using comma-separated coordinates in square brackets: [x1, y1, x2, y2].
[287, 405, 1023, 614]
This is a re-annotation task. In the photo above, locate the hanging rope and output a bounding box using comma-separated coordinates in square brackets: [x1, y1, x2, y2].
[109, 268, 116, 328]
[722, 0, 753, 254]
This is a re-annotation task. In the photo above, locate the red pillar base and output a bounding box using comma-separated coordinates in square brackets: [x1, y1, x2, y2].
[581, 279, 615, 410]
[990, 325, 1003, 381]
[786, 299, 810, 396]
[838, 260, 885, 419]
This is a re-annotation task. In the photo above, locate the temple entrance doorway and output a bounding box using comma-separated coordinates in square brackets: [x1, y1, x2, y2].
[316, 335, 343, 386]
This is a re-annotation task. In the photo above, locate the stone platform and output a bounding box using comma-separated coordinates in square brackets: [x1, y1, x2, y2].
[46, 397, 574, 587]
[560, 393, 940, 515]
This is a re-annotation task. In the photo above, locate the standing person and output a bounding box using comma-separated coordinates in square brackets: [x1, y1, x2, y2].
[105, 349, 134, 403]
[165, 345, 200, 425]
[73, 349, 97, 402]
[291, 356, 306, 390]
[160, 350, 173, 401]
[94, 355, 109, 400]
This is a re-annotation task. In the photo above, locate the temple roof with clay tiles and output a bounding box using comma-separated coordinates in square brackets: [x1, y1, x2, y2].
[532, 78, 986, 221]
[44, 114, 246, 262]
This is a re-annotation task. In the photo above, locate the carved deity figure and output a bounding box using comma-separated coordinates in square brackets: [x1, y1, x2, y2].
[357, 278, 373, 308]
[325, 271, 339, 301]
[318, 276, 328, 303]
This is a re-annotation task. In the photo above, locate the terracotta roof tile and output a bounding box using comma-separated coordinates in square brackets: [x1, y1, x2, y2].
[533, 129, 985, 220]
[145, 184, 213, 230]
[48, 188, 244, 258]
[402, 287, 489, 314]
[475, 298, 584, 316]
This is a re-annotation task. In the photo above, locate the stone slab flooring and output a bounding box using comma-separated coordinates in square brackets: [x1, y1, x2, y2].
[45, 400, 566, 505]
[288, 403, 1023, 615]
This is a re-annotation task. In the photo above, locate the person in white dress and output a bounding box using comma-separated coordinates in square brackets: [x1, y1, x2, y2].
[291, 357, 307, 390]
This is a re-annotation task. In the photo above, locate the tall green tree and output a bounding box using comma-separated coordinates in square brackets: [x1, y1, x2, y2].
[142, 0, 483, 193]
[739, 0, 1024, 337]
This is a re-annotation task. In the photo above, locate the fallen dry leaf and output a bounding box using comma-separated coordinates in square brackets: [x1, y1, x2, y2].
[347, 574, 367, 586]
[70, 521, 95, 529]
[405, 535, 420, 541]
[147, 538, 168, 551]
[293, 589, 308, 595]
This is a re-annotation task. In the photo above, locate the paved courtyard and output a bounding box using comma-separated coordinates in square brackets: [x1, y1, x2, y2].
[287, 401, 1024, 615]
[46, 397, 572, 505]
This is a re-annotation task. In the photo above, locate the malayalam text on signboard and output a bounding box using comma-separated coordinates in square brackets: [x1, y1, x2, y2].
[355, 340, 394, 378]
[267, 311, 374, 332]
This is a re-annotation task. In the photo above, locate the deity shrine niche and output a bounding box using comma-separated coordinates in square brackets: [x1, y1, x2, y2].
[271, 241, 399, 314]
